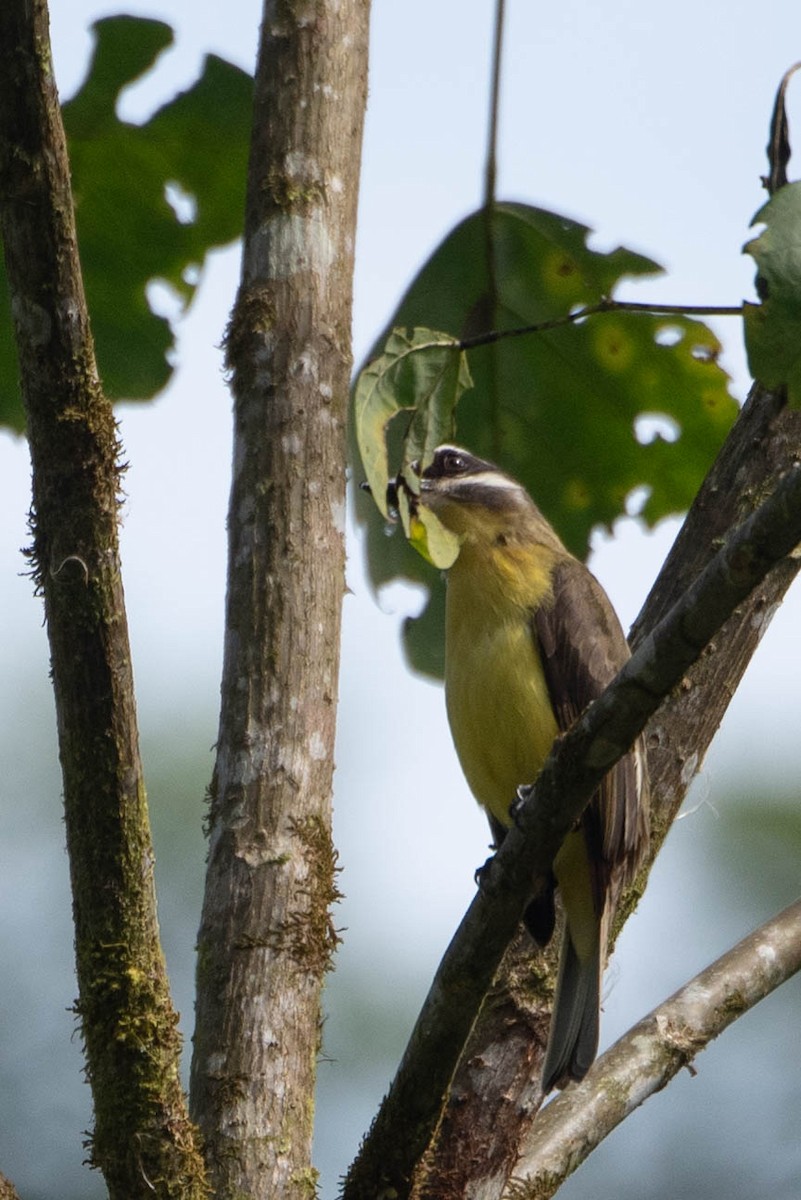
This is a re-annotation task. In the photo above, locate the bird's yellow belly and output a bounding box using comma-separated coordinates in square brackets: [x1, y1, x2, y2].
[445, 613, 559, 830]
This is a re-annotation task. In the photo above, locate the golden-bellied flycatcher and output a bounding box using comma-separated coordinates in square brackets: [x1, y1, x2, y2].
[405, 445, 649, 1091]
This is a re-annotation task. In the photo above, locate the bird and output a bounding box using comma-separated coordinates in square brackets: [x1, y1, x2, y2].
[405, 444, 649, 1092]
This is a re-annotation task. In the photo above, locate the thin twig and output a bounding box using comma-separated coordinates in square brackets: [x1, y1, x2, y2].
[483, 0, 506, 456]
[458, 297, 743, 352]
[484, 0, 505, 212]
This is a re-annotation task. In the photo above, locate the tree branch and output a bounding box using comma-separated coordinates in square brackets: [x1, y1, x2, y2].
[188, 3, 370, 1196]
[632, 385, 801, 845]
[343, 446, 801, 1197]
[510, 898, 801, 1197]
[410, 384, 801, 1199]
[0, 3, 206, 1197]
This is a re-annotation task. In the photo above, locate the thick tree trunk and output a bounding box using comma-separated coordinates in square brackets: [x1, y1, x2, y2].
[0, 2, 206, 1197]
[189, 3, 370, 1196]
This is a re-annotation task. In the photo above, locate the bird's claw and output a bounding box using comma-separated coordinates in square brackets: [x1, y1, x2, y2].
[510, 783, 534, 827]
[474, 854, 496, 890]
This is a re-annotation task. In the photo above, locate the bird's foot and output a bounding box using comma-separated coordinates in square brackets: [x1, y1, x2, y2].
[474, 854, 497, 890]
[510, 783, 535, 827]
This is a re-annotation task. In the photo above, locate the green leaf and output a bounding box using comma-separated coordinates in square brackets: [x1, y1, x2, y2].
[743, 182, 801, 407]
[397, 487, 461, 570]
[353, 202, 737, 677]
[354, 327, 471, 517]
[0, 16, 252, 433]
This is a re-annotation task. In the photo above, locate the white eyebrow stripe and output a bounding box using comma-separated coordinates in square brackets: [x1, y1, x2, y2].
[450, 470, 521, 492]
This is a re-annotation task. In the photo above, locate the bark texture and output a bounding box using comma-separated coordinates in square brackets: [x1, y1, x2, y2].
[0, 3, 206, 1197]
[631, 385, 801, 847]
[189, 4, 370, 1197]
[0, 1174, 21, 1200]
[513, 898, 801, 1197]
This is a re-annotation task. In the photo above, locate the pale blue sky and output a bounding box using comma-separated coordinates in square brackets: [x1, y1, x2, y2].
[2, 2, 801, 1196]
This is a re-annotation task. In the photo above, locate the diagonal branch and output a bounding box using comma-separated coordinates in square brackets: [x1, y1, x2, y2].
[343, 459, 801, 1200]
[510, 897, 801, 1196]
[411, 383, 801, 1200]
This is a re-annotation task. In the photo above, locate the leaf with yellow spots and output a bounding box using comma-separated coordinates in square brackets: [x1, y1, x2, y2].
[353, 200, 737, 677]
[591, 320, 636, 373]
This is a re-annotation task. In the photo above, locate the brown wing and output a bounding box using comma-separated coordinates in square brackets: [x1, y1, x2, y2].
[532, 556, 649, 914]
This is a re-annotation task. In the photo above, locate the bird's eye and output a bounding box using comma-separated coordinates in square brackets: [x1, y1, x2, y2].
[442, 450, 466, 474]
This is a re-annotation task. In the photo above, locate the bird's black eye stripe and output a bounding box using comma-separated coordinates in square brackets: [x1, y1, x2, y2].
[423, 446, 487, 480]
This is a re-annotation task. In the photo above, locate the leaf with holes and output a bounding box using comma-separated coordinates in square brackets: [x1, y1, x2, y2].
[353, 201, 737, 677]
[0, 15, 252, 433]
[354, 327, 470, 518]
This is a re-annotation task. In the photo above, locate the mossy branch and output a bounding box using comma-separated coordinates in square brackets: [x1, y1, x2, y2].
[0, 1, 206, 1196]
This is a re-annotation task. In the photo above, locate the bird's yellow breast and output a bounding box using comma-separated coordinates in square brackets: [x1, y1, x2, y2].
[443, 539, 560, 829]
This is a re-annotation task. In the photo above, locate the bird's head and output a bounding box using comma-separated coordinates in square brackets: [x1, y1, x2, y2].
[382, 445, 564, 567]
[417, 446, 532, 533]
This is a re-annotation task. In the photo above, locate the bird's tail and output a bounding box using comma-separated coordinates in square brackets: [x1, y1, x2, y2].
[540, 921, 601, 1094]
